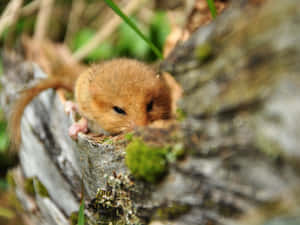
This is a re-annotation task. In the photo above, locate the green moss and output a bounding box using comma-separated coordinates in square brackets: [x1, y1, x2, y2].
[154, 203, 191, 220]
[24, 178, 35, 196]
[102, 137, 114, 145]
[195, 43, 213, 62]
[69, 211, 79, 225]
[34, 178, 49, 198]
[124, 133, 134, 142]
[24, 177, 49, 198]
[125, 137, 187, 183]
[125, 138, 168, 183]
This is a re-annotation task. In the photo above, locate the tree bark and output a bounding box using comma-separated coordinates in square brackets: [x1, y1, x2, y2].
[1, 0, 300, 224]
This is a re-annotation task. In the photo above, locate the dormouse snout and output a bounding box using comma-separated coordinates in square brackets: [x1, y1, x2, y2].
[130, 117, 149, 129]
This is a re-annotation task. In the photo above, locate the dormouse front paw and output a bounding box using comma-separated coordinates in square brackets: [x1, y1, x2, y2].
[68, 117, 88, 140]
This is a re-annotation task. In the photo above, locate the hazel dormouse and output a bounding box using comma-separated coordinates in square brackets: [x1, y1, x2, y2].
[9, 58, 173, 149]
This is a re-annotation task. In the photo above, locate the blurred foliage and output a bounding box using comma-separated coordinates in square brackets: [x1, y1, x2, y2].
[0, 1, 10, 14]
[0, 60, 15, 191]
[0, 16, 35, 47]
[71, 28, 116, 62]
[0, 103, 15, 185]
[0, 117, 9, 153]
[0, 1, 170, 62]
[116, 18, 150, 60]
[14, 16, 36, 36]
[0, 57, 9, 156]
[117, 11, 170, 61]
[148, 11, 170, 60]
[103, 0, 163, 59]
[71, 12, 170, 63]
[0, 179, 8, 190]
[0, 58, 10, 158]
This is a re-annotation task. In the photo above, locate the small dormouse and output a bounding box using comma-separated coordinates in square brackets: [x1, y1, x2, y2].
[9, 58, 172, 149]
[75, 59, 171, 134]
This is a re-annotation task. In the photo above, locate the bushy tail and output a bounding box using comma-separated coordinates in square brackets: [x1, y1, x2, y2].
[9, 77, 73, 151]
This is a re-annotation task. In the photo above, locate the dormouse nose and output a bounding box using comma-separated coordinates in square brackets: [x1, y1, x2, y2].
[131, 116, 149, 128]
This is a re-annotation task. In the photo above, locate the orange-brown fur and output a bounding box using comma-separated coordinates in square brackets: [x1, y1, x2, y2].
[9, 77, 74, 149]
[10, 58, 172, 150]
[75, 59, 172, 134]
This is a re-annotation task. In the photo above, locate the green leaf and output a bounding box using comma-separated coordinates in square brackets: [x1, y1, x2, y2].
[117, 19, 150, 59]
[103, 0, 163, 59]
[148, 11, 170, 60]
[71, 28, 94, 51]
[206, 0, 217, 18]
[72, 29, 114, 62]
[87, 42, 115, 61]
[77, 199, 85, 225]
[150, 11, 170, 49]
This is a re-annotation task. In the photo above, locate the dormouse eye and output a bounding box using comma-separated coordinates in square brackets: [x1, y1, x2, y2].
[146, 100, 154, 112]
[113, 106, 126, 115]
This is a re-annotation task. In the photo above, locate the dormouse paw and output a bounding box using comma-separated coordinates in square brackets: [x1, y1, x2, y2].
[68, 118, 88, 140]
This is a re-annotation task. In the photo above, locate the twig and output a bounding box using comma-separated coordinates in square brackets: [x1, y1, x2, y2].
[34, 0, 54, 41]
[0, 0, 24, 36]
[0, 0, 40, 37]
[73, 0, 145, 61]
[64, 0, 85, 45]
[21, 0, 41, 17]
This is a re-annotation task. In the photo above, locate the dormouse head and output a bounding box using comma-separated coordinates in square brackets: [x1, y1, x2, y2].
[88, 59, 172, 134]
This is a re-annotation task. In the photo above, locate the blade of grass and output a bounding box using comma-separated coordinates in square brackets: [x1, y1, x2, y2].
[103, 0, 163, 59]
[78, 179, 85, 225]
[206, 0, 217, 19]
[77, 198, 85, 225]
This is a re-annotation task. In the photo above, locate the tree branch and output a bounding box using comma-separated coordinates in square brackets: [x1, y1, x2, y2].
[0, 0, 23, 36]
[34, 0, 54, 41]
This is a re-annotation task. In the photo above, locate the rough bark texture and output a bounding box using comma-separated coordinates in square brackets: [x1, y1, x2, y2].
[1, 0, 300, 224]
